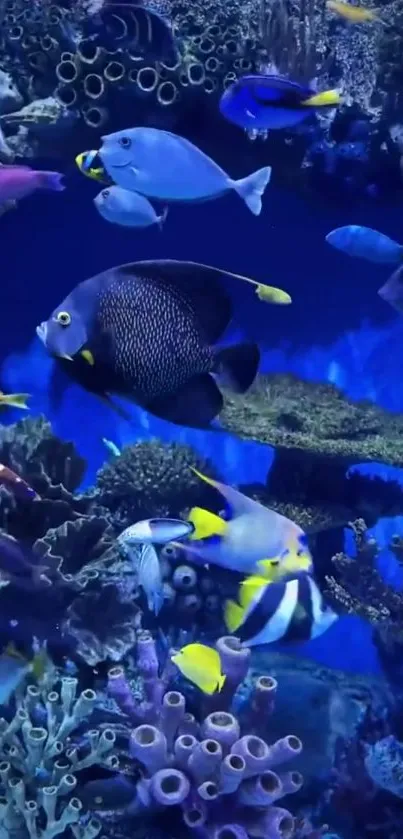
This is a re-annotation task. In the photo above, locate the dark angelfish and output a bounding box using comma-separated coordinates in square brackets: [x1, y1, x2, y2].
[83, 0, 176, 61]
[37, 259, 260, 429]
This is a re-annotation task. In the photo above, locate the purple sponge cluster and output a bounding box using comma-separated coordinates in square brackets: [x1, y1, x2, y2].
[107, 633, 302, 839]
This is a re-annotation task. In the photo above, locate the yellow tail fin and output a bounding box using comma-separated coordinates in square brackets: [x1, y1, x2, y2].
[224, 599, 245, 632]
[0, 392, 30, 410]
[256, 284, 292, 305]
[187, 507, 227, 541]
[302, 89, 341, 108]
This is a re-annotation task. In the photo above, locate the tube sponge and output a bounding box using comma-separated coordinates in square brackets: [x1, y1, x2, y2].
[106, 633, 302, 837]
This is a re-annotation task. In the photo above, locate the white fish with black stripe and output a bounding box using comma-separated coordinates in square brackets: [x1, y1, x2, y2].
[224, 570, 338, 646]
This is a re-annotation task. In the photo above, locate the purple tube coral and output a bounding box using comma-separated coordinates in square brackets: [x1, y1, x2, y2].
[107, 632, 301, 839]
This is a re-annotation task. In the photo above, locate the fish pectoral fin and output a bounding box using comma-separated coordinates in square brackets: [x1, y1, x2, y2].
[130, 167, 140, 176]
[146, 375, 223, 428]
[224, 599, 244, 633]
[80, 349, 95, 366]
[187, 507, 227, 541]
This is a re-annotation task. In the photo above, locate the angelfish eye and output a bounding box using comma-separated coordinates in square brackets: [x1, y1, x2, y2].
[56, 311, 71, 327]
[102, 189, 110, 198]
[119, 136, 131, 149]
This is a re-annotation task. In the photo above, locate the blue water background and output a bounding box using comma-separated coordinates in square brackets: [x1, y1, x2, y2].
[3, 162, 403, 677]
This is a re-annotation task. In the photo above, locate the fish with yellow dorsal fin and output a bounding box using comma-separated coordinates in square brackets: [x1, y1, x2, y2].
[0, 391, 30, 410]
[173, 469, 312, 576]
[224, 572, 338, 647]
[171, 643, 226, 695]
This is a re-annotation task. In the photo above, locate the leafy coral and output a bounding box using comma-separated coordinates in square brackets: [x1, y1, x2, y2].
[0, 416, 93, 543]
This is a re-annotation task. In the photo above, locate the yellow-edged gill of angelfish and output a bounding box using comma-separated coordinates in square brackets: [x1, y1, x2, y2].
[170, 643, 226, 695]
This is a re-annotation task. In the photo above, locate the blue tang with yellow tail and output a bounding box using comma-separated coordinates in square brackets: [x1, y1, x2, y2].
[36, 260, 260, 429]
[220, 74, 341, 131]
[98, 127, 272, 215]
[224, 569, 338, 647]
[171, 469, 313, 576]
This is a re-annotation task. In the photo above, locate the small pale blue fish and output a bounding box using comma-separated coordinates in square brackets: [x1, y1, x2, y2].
[326, 225, 403, 264]
[219, 74, 341, 132]
[118, 518, 194, 545]
[99, 127, 272, 215]
[138, 543, 164, 615]
[94, 186, 168, 229]
[378, 265, 403, 315]
[102, 437, 121, 457]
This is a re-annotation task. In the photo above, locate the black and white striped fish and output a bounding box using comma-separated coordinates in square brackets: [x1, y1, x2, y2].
[224, 571, 338, 646]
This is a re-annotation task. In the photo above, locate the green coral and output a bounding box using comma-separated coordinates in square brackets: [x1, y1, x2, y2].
[220, 374, 403, 464]
[95, 439, 219, 529]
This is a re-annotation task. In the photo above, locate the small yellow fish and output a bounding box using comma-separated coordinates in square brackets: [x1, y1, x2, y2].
[326, 1, 378, 22]
[302, 89, 342, 107]
[171, 643, 226, 695]
[255, 284, 292, 305]
[75, 151, 110, 185]
[0, 391, 30, 410]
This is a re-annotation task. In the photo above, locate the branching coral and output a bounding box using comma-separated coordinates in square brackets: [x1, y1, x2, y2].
[0, 669, 117, 839]
[324, 519, 403, 646]
[95, 439, 220, 530]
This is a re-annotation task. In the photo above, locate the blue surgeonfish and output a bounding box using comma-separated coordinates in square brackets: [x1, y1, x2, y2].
[326, 225, 403, 264]
[98, 127, 272, 215]
[220, 74, 341, 132]
[94, 185, 168, 229]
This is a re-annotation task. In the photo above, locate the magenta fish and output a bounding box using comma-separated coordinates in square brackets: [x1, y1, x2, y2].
[0, 464, 40, 502]
[0, 165, 65, 203]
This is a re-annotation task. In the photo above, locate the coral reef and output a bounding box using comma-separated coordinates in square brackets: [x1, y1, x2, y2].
[220, 375, 403, 527]
[101, 631, 302, 838]
[95, 439, 221, 531]
[0, 667, 116, 839]
[324, 519, 403, 647]
[0, 415, 93, 543]
[220, 375, 403, 464]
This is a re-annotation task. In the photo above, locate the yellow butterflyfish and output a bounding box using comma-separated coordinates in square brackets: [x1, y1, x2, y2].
[171, 643, 226, 695]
